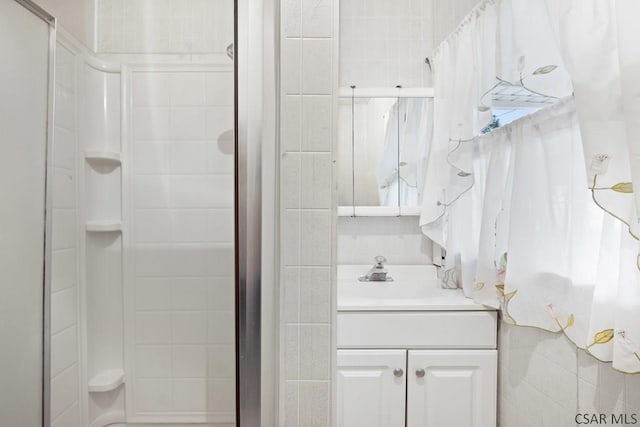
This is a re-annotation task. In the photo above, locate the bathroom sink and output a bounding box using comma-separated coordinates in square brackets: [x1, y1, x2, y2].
[338, 265, 489, 311]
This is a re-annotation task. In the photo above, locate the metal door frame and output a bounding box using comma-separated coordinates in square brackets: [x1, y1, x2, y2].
[11, 1, 56, 426]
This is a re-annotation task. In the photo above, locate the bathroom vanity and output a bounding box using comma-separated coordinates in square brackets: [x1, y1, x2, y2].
[337, 265, 498, 427]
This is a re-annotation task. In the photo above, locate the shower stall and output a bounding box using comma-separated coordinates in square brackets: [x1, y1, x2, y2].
[0, 0, 269, 425]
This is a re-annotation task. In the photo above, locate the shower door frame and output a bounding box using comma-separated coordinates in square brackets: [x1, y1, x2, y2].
[43, 13, 56, 427]
[236, 0, 281, 425]
[235, 0, 265, 424]
[8, 1, 56, 426]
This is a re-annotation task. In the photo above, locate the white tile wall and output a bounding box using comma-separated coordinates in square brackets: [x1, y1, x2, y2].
[129, 70, 235, 421]
[32, 0, 94, 48]
[97, 0, 234, 54]
[337, 216, 433, 265]
[432, 0, 479, 47]
[499, 322, 640, 427]
[51, 41, 82, 427]
[339, 0, 434, 88]
[280, 0, 335, 424]
[302, 40, 333, 94]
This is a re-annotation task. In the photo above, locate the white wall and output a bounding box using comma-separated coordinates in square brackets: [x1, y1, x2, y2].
[339, 0, 434, 88]
[432, 0, 478, 47]
[499, 323, 640, 427]
[50, 38, 83, 427]
[280, 0, 336, 424]
[34, 0, 95, 48]
[97, 0, 233, 54]
[338, 0, 478, 88]
[337, 216, 433, 265]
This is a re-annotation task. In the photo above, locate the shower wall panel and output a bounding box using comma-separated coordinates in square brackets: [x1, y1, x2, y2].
[126, 69, 235, 424]
[51, 38, 83, 427]
[33, 0, 95, 48]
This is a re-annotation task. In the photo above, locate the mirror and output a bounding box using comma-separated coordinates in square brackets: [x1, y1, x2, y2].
[338, 93, 433, 215]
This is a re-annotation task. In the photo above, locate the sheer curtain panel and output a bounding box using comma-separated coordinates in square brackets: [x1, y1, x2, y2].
[420, 0, 640, 373]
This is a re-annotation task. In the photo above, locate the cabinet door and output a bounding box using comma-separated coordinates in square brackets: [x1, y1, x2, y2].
[337, 350, 406, 427]
[407, 350, 497, 427]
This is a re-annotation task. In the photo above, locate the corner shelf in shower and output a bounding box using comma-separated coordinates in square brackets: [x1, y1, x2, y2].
[88, 369, 125, 393]
[85, 151, 122, 166]
[86, 221, 122, 232]
[81, 58, 126, 424]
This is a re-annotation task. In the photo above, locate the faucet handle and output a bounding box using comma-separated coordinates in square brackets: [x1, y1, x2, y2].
[358, 256, 393, 282]
[374, 256, 386, 266]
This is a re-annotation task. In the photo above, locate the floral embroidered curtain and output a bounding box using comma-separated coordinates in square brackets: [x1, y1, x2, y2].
[420, 0, 640, 373]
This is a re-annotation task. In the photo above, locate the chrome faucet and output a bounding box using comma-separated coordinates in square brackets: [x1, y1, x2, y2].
[358, 256, 393, 282]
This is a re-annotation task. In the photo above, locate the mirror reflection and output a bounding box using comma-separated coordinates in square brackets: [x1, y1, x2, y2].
[338, 94, 433, 212]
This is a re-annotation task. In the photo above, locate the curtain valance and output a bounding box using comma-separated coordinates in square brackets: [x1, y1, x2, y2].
[420, 0, 640, 373]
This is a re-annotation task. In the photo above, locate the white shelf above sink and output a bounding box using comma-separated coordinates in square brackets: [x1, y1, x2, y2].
[85, 151, 122, 165]
[86, 221, 122, 232]
[337, 206, 422, 217]
[88, 369, 124, 393]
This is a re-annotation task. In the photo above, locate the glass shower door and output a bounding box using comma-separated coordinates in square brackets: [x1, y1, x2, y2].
[0, 1, 53, 425]
[39, 0, 266, 423]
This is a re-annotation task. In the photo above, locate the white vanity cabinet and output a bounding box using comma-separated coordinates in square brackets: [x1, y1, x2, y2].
[336, 310, 498, 427]
[406, 350, 497, 427]
[337, 350, 407, 427]
[337, 348, 496, 427]
[336, 266, 498, 427]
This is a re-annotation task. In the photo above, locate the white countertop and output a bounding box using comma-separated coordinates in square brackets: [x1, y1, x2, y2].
[338, 265, 494, 312]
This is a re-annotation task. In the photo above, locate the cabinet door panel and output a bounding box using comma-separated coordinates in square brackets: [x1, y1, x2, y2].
[407, 350, 497, 427]
[337, 350, 406, 427]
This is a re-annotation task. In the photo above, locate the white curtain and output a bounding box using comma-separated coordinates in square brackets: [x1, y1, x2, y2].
[421, 0, 640, 373]
[420, 1, 497, 287]
[475, 97, 640, 374]
[421, 0, 573, 288]
[543, 0, 640, 372]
